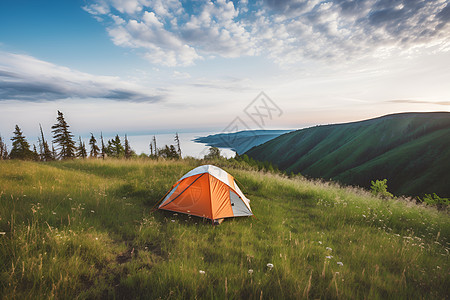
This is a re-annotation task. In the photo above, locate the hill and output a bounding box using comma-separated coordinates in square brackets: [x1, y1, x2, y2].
[0, 159, 449, 299]
[245, 112, 450, 197]
[194, 130, 292, 154]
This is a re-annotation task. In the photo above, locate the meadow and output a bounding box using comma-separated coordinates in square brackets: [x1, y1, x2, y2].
[0, 159, 449, 299]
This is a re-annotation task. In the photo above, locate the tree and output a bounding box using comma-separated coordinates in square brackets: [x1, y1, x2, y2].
[89, 133, 100, 158]
[76, 136, 87, 159]
[52, 111, 76, 159]
[0, 134, 9, 160]
[174, 132, 182, 158]
[370, 179, 393, 199]
[152, 136, 158, 157]
[204, 147, 221, 160]
[9, 125, 34, 160]
[39, 124, 53, 161]
[100, 132, 106, 159]
[124, 134, 133, 159]
[158, 145, 179, 159]
[32, 144, 40, 161]
[106, 135, 124, 158]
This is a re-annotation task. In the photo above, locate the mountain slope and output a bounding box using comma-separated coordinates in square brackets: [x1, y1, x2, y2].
[246, 112, 450, 197]
[193, 130, 292, 154]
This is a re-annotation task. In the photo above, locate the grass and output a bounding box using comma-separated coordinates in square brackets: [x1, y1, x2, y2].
[0, 158, 449, 299]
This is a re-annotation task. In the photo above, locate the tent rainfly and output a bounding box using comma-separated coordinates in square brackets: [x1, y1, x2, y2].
[158, 165, 253, 223]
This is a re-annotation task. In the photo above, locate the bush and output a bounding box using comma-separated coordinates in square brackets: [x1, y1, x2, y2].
[421, 193, 449, 210]
[370, 179, 393, 199]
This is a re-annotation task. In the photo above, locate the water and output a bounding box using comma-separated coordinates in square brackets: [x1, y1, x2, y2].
[119, 132, 236, 158]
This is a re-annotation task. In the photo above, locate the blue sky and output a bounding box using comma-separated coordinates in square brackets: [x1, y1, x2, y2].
[0, 0, 449, 141]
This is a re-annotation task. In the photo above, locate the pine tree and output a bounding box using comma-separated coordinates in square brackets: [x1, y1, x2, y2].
[124, 134, 132, 159]
[9, 125, 34, 160]
[39, 124, 53, 161]
[76, 136, 87, 159]
[32, 144, 40, 161]
[0, 135, 9, 160]
[100, 132, 106, 159]
[174, 132, 182, 158]
[106, 135, 124, 158]
[89, 133, 100, 158]
[51, 111, 76, 159]
[149, 142, 153, 156]
[152, 135, 158, 157]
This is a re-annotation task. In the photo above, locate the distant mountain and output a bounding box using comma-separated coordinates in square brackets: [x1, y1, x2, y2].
[193, 130, 292, 154]
[245, 112, 450, 197]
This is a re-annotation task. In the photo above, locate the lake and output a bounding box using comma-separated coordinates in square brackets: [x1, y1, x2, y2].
[117, 132, 236, 158]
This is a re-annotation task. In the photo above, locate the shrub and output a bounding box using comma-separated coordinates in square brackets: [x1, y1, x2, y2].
[370, 179, 393, 199]
[421, 193, 449, 210]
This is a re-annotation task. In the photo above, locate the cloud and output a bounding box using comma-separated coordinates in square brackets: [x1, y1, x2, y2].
[84, 0, 450, 66]
[387, 99, 450, 106]
[0, 52, 164, 102]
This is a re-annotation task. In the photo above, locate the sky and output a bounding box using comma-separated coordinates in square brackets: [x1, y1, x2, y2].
[0, 0, 449, 142]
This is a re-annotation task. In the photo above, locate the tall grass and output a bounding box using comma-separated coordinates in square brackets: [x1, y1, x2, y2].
[0, 159, 448, 299]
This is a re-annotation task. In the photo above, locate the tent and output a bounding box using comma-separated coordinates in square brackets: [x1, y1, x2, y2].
[158, 165, 253, 223]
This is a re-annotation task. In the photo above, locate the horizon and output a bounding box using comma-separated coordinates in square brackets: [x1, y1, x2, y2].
[1, 0, 449, 142]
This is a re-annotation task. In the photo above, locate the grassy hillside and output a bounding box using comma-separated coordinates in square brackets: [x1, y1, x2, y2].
[0, 159, 449, 299]
[246, 112, 450, 197]
[194, 130, 292, 154]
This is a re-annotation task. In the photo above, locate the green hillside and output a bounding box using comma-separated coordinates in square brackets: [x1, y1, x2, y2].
[245, 112, 450, 197]
[1, 159, 449, 299]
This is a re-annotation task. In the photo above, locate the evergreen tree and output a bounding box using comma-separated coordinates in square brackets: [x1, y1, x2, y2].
[158, 145, 179, 159]
[106, 135, 124, 157]
[124, 134, 133, 159]
[152, 135, 158, 157]
[39, 124, 53, 161]
[9, 125, 34, 160]
[76, 136, 87, 159]
[174, 132, 182, 158]
[100, 132, 106, 159]
[32, 144, 40, 161]
[0, 135, 9, 160]
[204, 147, 221, 160]
[149, 142, 153, 156]
[51, 111, 76, 159]
[89, 133, 100, 158]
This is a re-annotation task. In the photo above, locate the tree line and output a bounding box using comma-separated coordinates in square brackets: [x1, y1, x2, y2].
[0, 111, 182, 161]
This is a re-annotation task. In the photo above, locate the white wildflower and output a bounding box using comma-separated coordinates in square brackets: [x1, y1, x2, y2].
[248, 269, 254, 274]
[326, 255, 333, 259]
[337, 262, 343, 266]
[318, 241, 323, 245]
[90, 210, 95, 213]
[0, 232, 6, 235]
[171, 220, 175, 222]
[199, 270, 205, 274]
[326, 247, 332, 251]
[267, 263, 274, 269]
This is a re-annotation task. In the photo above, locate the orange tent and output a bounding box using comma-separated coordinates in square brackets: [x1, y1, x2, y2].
[158, 165, 253, 222]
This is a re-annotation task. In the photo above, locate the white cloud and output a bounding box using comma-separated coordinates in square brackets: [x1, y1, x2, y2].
[83, 0, 450, 66]
[0, 52, 163, 102]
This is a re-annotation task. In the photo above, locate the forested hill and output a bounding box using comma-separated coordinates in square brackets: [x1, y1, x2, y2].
[194, 130, 292, 154]
[245, 112, 450, 197]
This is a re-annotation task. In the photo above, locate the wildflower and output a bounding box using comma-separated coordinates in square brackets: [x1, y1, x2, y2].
[0, 232, 6, 235]
[122, 197, 127, 199]
[95, 237, 98, 240]
[326, 247, 332, 251]
[267, 263, 274, 269]
[248, 269, 254, 274]
[52, 211, 56, 215]
[318, 241, 323, 244]
[337, 262, 343, 266]
[199, 270, 205, 274]
[362, 214, 366, 218]
[69, 198, 72, 200]
[171, 220, 175, 222]
[90, 210, 95, 213]
[326, 255, 333, 259]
